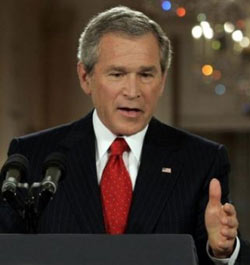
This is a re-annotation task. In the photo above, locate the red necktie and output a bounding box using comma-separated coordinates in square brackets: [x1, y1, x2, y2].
[100, 138, 132, 234]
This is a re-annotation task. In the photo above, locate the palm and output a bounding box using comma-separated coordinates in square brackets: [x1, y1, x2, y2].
[205, 178, 237, 258]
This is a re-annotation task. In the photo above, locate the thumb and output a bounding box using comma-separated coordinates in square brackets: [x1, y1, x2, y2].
[208, 178, 222, 206]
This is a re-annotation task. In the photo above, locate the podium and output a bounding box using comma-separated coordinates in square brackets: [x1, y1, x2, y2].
[0, 234, 198, 265]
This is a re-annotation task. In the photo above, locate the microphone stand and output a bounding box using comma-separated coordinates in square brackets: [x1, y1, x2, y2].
[1, 152, 65, 233]
[2, 182, 28, 224]
[24, 182, 41, 234]
[26, 182, 55, 233]
[2, 181, 53, 234]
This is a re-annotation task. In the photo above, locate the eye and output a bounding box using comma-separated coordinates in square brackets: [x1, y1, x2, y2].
[109, 72, 125, 78]
[140, 72, 154, 79]
[141, 73, 152, 77]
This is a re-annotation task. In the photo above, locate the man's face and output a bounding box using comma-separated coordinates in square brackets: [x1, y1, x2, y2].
[78, 33, 167, 136]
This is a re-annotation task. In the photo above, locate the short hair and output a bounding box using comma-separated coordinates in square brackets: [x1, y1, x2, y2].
[77, 6, 172, 74]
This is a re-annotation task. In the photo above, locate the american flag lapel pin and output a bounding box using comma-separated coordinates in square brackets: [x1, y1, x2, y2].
[162, 167, 172, 173]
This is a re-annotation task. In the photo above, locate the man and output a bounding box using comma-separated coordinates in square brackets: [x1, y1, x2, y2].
[0, 5, 248, 265]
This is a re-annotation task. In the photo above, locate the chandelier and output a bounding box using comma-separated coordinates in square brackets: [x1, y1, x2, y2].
[143, 0, 250, 115]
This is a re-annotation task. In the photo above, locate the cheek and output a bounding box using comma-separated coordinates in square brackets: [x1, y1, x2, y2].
[92, 84, 118, 109]
[90, 88, 104, 110]
[144, 85, 162, 105]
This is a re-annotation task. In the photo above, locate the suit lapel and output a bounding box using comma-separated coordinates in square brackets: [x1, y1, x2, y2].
[126, 118, 183, 233]
[58, 112, 105, 233]
[56, 114, 183, 234]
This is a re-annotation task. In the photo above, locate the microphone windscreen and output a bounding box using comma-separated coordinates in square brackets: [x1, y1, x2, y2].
[42, 152, 67, 177]
[1, 154, 29, 178]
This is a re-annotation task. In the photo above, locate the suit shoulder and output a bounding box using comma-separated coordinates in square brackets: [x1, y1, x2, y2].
[149, 119, 230, 175]
[8, 113, 92, 156]
[149, 118, 223, 151]
[14, 120, 77, 146]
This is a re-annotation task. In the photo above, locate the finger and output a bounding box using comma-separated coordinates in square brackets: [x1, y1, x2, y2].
[221, 216, 239, 229]
[223, 203, 236, 216]
[218, 238, 236, 251]
[209, 178, 222, 206]
[221, 227, 238, 239]
[228, 217, 239, 229]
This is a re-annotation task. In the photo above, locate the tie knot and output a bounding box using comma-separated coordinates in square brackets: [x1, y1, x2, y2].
[110, 138, 129, 156]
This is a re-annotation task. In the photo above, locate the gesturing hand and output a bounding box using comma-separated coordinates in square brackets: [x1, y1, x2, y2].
[205, 178, 239, 258]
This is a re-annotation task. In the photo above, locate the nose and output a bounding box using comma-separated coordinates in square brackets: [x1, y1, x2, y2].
[123, 74, 141, 99]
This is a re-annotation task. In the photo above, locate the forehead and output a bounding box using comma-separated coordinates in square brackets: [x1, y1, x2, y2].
[96, 32, 161, 68]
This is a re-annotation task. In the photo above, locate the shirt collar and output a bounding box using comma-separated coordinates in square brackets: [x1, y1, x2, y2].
[92, 109, 148, 162]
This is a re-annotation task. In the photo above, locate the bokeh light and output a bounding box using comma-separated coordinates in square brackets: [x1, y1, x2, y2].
[176, 7, 186, 17]
[192, 25, 203, 39]
[232, 30, 243, 42]
[203, 28, 214, 39]
[197, 13, 206, 22]
[236, 20, 245, 29]
[211, 40, 221, 50]
[202, 65, 214, 76]
[240, 37, 250, 48]
[200, 21, 214, 39]
[200, 21, 210, 29]
[213, 70, 222, 81]
[233, 43, 243, 53]
[215, 84, 226, 95]
[224, 22, 235, 33]
[162, 1, 172, 11]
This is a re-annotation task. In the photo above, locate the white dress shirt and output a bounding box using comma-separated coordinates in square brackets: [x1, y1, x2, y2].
[93, 109, 147, 189]
[92, 109, 239, 265]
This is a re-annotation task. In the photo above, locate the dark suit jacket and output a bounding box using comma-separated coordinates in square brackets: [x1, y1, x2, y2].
[1, 112, 249, 264]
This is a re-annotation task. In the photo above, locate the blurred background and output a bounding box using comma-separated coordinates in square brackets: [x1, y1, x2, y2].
[0, 0, 249, 238]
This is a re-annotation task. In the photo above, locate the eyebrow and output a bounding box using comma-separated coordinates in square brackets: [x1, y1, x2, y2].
[138, 66, 158, 73]
[105, 65, 158, 73]
[106, 66, 127, 72]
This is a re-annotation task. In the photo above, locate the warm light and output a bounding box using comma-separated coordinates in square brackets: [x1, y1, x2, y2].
[232, 30, 243, 42]
[200, 21, 210, 30]
[215, 84, 226, 95]
[162, 1, 172, 11]
[224, 22, 235, 33]
[203, 28, 214, 39]
[240, 37, 250, 48]
[201, 21, 214, 39]
[213, 70, 222, 81]
[192, 25, 203, 39]
[202, 65, 214, 76]
[176, 7, 186, 17]
[236, 20, 245, 29]
[197, 13, 206, 22]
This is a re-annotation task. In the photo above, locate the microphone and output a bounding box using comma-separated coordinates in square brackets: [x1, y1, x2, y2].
[36, 152, 66, 215]
[41, 152, 66, 194]
[1, 154, 29, 215]
[1, 154, 29, 195]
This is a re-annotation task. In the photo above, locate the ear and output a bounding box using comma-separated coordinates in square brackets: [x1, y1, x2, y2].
[159, 71, 167, 96]
[77, 62, 92, 95]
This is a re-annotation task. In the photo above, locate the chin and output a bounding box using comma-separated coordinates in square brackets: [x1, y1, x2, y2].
[115, 126, 144, 136]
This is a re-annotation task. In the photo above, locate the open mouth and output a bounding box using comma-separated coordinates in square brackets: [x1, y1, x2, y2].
[118, 107, 142, 118]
